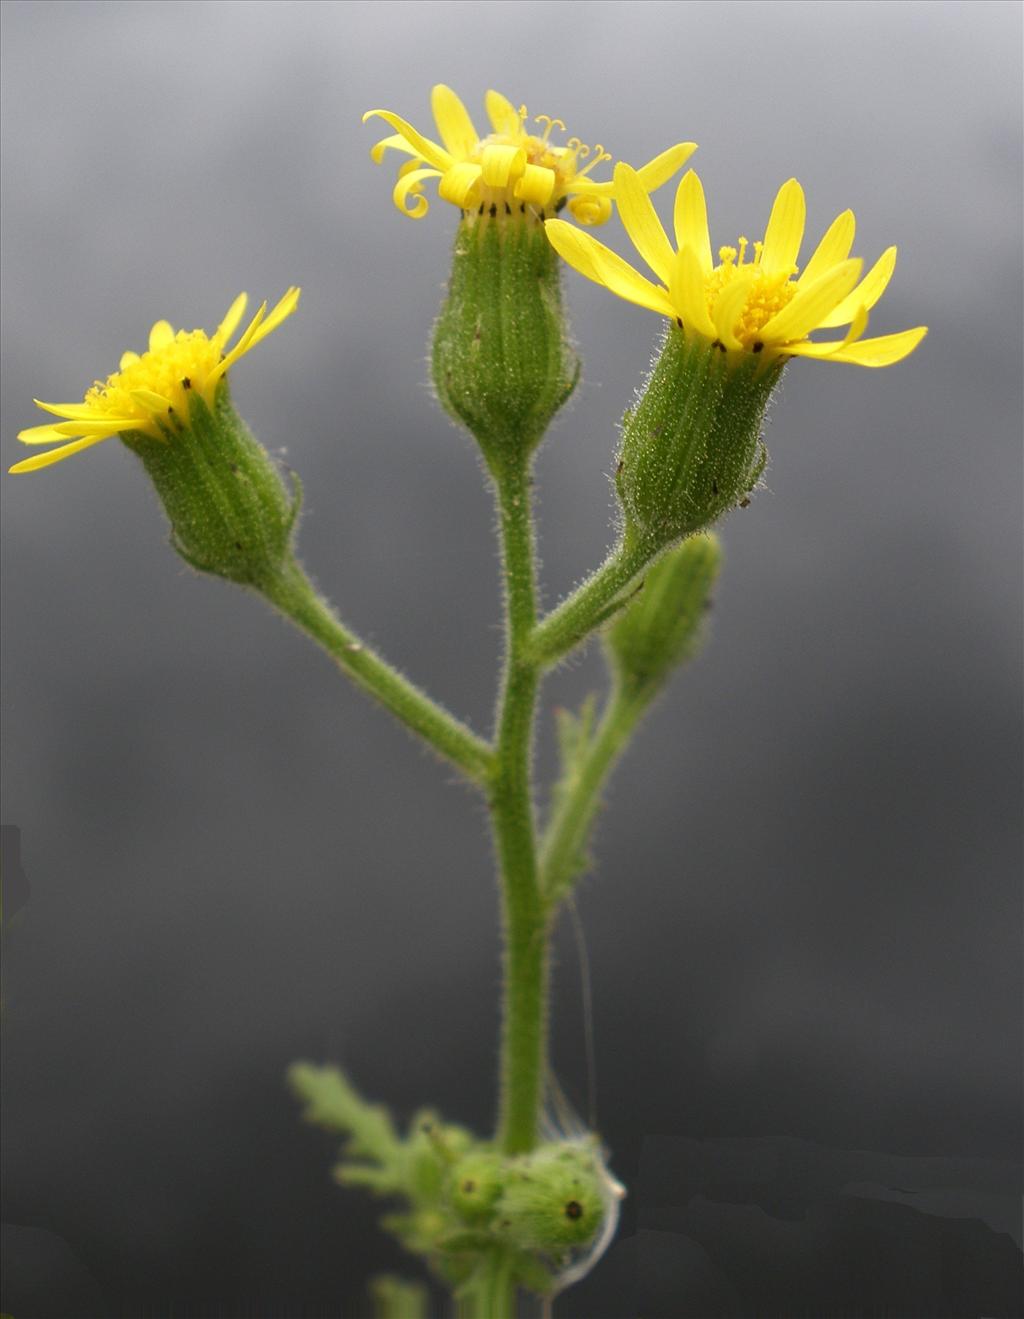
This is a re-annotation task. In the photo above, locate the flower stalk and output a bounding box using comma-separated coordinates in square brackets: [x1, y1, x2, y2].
[261, 557, 494, 786]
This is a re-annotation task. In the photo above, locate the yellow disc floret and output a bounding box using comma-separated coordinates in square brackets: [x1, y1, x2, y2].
[364, 85, 695, 225]
[12, 288, 300, 473]
[706, 239, 798, 349]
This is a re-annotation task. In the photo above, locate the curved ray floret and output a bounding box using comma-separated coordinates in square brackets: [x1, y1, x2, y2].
[544, 166, 927, 367]
[363, 85, 696, 225]
[11, 288, 301, 473]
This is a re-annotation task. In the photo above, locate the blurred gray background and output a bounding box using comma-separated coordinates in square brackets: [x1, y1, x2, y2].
[2, 2, 1021, 1316]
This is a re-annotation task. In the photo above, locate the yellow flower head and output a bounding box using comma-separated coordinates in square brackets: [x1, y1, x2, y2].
[11, 288, 301, 473]
[545, 166, 927, 367]
[363, 85, 696, 226]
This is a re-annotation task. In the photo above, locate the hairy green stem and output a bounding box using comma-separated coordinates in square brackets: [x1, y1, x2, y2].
[262, 557, 494, 786]
[490, 456, 549, 1161]
[457, 1248, 516, 1319]
[540, 681, 647, 908]
[528, 527, 659, 668]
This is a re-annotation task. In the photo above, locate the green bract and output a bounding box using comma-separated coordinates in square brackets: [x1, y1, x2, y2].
[616, 326, 778, 547]
[431, 214, 579, 469]
[122, 383, 301, 590]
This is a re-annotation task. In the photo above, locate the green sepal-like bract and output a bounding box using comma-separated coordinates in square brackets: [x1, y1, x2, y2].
[121, 381, 301, 590]
[617, 325, 779, 547]
[605, 534, 721, 702]
[432, 215, 579, 468]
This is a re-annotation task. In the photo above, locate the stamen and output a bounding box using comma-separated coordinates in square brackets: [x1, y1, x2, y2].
[719, 245, 737, 267]
[737, 237, 748, 265]
[753, 240, 764, 265]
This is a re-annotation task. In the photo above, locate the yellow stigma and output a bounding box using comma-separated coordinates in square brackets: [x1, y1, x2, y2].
[12, 288, 300, 473]
[705, 236, 798, 348]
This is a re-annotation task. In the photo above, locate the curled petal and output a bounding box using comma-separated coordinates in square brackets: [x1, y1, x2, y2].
[567, 193, 612, 226]
[480, 143, 526, 188]
[370, 133, 421, 165]
[438, 162, 483, 209]
[361, 109, 452, 173]
[513, 163, 556, 207]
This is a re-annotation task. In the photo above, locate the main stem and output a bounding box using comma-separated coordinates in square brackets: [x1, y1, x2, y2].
[491, 453, 548, 1158]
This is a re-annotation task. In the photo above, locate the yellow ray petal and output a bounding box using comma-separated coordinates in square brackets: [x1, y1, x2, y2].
[585, 142, 699, 198]
[815, 325, 928, 367]
[798, 210, 855, 287]
[216, 292, 249, 346]
[673, 170, 712, 276]
[9, 432, 114, 473]
[361, 109, 452, 173]
[614, 163, 675, 284]
[669, 245, 718, 338]
[634, 141, 698, 193]
[485, 89, 521, 135]
[758, 258, 862, 343]
[819, 246, 897, 328]
[566, 193, 612, 226]
[18, 421, 89, 444]
[513, 162, 556, 207]
[480, 143, 526, 188]
[711, 270, 757, 349]
[119, 350, 140, 370]
[438, 162, 482, 209]
[430, 84, 478, 158]
[393, 166, 443, 216]
[22, 417, 129, 439]
[131, 387, 173, 413]
[782, 304, 870, 359]
[148, 320, 174, 352]
[209, 302, 267, 382]
[370, 133, 421, 164]
[761, 178, 805, 275]
[544, 220, 675, 317]
[31, 399, 104, 420]
[255, 286, 301, 340]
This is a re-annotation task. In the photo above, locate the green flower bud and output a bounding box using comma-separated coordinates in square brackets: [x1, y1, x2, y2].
[123, 383, 301, 590]
[432, 212, 579, 469]
[450, 1152, 506, 1223]
[497, 1143, 612, 1254]
[605, 534, 721, 698]
[616, 325, 778, 548]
